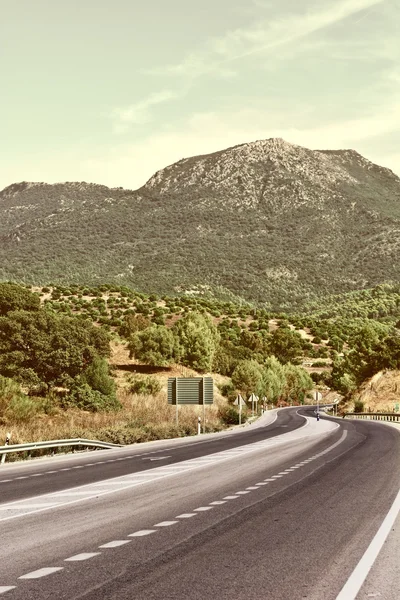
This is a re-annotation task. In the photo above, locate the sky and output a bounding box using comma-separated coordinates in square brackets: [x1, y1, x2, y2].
[1, 0, 399, 191]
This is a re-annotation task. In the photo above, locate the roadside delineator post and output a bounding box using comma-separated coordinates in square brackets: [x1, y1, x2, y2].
[0, 433, 11, 465]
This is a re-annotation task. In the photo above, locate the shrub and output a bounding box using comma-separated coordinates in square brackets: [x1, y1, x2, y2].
[354, 399, 365, 413]
[129, 375, 162, 396]
[218, 404, 247, 425]
[64, 383, 121, 412]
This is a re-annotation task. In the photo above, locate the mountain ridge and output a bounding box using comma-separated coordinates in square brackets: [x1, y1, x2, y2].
[1, 138, 400, 310]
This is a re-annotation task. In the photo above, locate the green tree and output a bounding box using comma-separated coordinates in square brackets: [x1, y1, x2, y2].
[0, 309, 110, 389]
[0, 282, 40, 315]
[231, 360, 263, 397]
[173, 312, 220, 372]
[270, 328, 303, 364]
[81, 356, 116, 396]
[260, 356, 286, 404]
[118, 313, 151, 339]
[128, 325, 176, 366]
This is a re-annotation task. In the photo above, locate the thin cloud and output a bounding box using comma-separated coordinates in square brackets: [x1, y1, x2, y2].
[111, 89, 179, 132]
[146, 0, 384, 79]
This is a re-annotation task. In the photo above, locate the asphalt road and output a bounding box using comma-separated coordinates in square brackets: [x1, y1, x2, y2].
[0, 410, 399, 600]
[0, 407, 305, 504]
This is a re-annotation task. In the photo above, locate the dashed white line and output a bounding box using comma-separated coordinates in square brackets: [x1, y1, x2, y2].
[194, 507, 213, 511]
[246, 486, 260, 490]
[154, 521, 178, 527]
[176, 513, 197, 518]
[128, 530, 156, 537]
[99, 540, 131, 548]
[209, 500, 227, 505]
[223, 496, 239, 500]
[19, 567, 63, 579]
[236, 491, 250, 495]
[65, 553, 101, 562]
[256, 482, 269, 485]
[0, 587, 16, 594]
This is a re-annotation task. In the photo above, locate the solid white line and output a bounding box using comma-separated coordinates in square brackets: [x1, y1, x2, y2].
[128, 530, 156, 537]
[0, 503, 58, 509]
[336, 488, 400, 600]
[154, 521, 178, 526]
[0, 587, 16, 594]
[65, 553, 101, 561]
[19, 567, 63, 579]
[99, 540, 131, 548]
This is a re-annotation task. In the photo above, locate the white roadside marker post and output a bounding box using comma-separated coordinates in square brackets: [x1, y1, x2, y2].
[1, 433, 11, 465]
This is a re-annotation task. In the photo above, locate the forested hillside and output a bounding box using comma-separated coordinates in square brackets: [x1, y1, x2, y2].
[1, 139, 400, 309]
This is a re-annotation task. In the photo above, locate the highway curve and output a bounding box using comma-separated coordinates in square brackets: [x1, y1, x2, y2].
[0, 408, 398, 600]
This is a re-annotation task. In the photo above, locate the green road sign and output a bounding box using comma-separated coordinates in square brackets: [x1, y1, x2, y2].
[168, 377, 214, 405]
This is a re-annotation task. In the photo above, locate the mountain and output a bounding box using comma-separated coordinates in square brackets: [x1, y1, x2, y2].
[1, 138, 400, 310]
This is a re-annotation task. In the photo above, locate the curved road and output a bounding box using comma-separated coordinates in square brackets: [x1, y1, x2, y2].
[0, 408, 398, 600]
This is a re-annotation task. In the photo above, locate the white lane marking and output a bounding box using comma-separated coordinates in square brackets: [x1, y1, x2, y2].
[0, 587, 16, 594]
[264, 478, 276, 482]
[19, 567, 63, 579]
[60, 468, 71, 471]
[154, 521, 178, 527]
[271, 475, 283, 478]
[45, 471, 57, 474]
[128, 530, 156, 537]
[65, 553, 101, 562]
[336, 488, 400, 600]
[0, 503, 58, 509]
[0, 480, 12, 483]
[223, 496, 239, 500]
[209, 501, 227, 505]
[99, 540, 131, 548]
[143, 456, 171, 461]
[246, 486, 260, 490]
[176, 513, 197, 518]
[0, 418, 340, 523]
[278, 472, 289, 475]
[256, 482, 269, 485]
[194, 507, 213, 511]
[236, 491, 250, 495]
[31, 474, 43, 477]
[15, 476, 28, 480]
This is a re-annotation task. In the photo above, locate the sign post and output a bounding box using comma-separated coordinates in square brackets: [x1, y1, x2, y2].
[233, 394, 246, 425]
[313, 391, 323, 419]
[248, 393, 257, 417]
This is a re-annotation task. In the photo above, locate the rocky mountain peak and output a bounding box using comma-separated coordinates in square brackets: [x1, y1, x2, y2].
[143, 137, 367, 211]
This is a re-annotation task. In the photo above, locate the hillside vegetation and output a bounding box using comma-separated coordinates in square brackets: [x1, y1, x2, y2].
[1, 138, 400, 309]
[1, 280, 400, 451]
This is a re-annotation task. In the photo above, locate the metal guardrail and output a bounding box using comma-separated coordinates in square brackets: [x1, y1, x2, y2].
[0, 438, 123, 465]
[343, 412, 400, 422]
